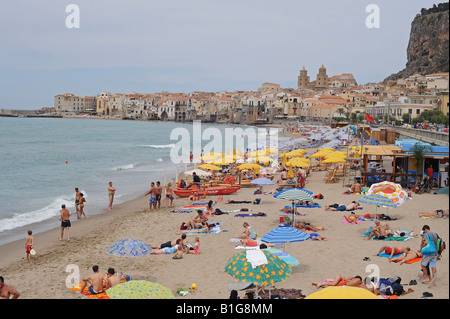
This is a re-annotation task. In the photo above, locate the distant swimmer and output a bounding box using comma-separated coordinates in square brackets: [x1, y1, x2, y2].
[108, 182, 116, 211]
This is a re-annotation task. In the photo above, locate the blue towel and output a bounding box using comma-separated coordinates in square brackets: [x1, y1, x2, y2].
[378, 253, 402, 259]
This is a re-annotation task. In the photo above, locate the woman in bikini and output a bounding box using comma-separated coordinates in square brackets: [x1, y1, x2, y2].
[312, 275, 363, 288]
[79, 193, 87, 218]
[375, 246, 409, 259]
[389, 248, 423, 265]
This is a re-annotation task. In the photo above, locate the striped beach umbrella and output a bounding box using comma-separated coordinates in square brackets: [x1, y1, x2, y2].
[367, 181, 408, 207]
[107, 280, 174, 299]
[274, 188, 314, 225]
[106, 239, 152, 257]
[359, 194, 399, 208]
[261, 225, 310, 245]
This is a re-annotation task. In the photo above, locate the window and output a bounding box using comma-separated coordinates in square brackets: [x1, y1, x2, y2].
[409, 109, 412, 114]
[416, 109, 420, 115]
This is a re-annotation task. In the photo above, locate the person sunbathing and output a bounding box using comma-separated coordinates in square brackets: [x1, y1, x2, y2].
[364, 221, 393, 240]
[343, 183, 362, 194]
[389, 248, 423, 265]
[419, 209, 449, 218]
[303, 230, 328, 241]
[186, 210, 208, 230]
[325, 201, 361, 212]
[177, 223, 216, 235]
[296, 221, 324, 232]
[312, 275, 363, 288]
[375, 246, 410, 259]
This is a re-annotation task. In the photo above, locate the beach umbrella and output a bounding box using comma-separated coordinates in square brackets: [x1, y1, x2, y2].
[261, 225, 310, 245]
[359, 194, 399, 208]
[106, 239, 152, 257]
[251, 177, 274, 192]
[197, 163, 222, 170]
[322, 157, 346, 164]
[224, 250, 292, 287]
[274, 188, 314, 225]
[265, 248, 299, 266]
[305, 286, 380, 299]
[237, 163, 261, 171]
[367, 181, 408, 207]
[107, 280, 175, 299]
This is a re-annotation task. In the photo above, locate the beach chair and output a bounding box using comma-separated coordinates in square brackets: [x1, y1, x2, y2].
[326, 167, 339, 183]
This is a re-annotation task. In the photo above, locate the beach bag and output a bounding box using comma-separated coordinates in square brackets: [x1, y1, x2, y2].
[180, 222, 187, 230]
[253, 198, 261, 205]
[215, 208, 224, 215]
[388, 275, 401, 284]
[421, 233, 437, 256]
[391, 283, 404, 296]
[436, 235, 446, 258]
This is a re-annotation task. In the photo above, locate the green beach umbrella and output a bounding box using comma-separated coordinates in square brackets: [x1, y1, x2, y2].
[225, 250, 291, 287]
[106, 280, 175, 299]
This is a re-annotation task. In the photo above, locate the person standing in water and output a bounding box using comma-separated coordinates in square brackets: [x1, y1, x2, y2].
[108, 182, 116, 211]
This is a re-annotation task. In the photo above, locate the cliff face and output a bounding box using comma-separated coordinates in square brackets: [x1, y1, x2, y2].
[385, 9, 449, 81]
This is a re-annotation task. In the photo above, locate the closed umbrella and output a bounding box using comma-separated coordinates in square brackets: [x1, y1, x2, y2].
[107, 280, 175, 299]
[106, 239, 152, 257]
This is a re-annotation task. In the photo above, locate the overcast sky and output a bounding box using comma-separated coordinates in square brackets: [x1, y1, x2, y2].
[0, 0, 441, 109]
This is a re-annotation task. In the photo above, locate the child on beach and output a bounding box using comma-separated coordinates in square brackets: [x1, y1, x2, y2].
[193, 237, 200, 254]
[79, 193, 87, 218]
[173, 245, 184, 259]
[25, 230, 34, 261]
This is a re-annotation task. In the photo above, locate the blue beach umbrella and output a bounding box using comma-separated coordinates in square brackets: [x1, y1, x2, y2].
[261, 225, 310, 251]
[106, 239, 152, 257]
[359, 194, 398, 216]
[251, 177, 275, 186]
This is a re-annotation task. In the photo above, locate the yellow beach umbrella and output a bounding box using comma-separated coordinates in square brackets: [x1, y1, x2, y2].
[322, 157, 346, 163]
[197, 164, 222, 170]
[264, 148, 279, 155]
[250, 156, 274, 164]
[237, 163, 261, 170]
[305, 286, 380, 299]
[197, 154, 219, 161]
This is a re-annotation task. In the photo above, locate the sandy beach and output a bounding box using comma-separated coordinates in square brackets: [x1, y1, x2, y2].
[0, 143, 448, 301]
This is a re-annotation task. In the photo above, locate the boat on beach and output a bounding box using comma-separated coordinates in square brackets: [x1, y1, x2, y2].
[173, 185, 241, 197]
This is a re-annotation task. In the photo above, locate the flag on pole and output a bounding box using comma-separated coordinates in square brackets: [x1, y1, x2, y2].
[366, 113, 374, 123]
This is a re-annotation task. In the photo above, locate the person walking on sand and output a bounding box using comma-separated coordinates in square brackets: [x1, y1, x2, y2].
[165, 183, 174, 208]
[25, 230, 34, 261]
[156, 181, 163, 209]
[420, 225, 439, 285]
[0, 276, 20, 299]
[108, 182, 116, 211]
[59, 204, 71, 241]
[79, 193, 87, 218]
[78, 265, 105, 295]
[75, 187, 81, 218]
[144, 182, 157, 211]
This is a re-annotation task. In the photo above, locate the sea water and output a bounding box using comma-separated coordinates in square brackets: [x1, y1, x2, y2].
[0, 117, 277, 245]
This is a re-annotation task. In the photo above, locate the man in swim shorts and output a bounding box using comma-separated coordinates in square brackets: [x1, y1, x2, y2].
[144, 182, 158, 211]
[375, 246, 409, 259]
[78, 265, 105, 295]
[108, 182, 116, 211]
[59, 204, 71, 242]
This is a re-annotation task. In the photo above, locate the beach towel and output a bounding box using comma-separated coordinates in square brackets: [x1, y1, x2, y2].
[284, 204, 321, 209]
[184, 223, 222, 235]
[234, 213, 266, 217]
[342, 217, 363, 224]
[378, 253, 422, 264]
[246, 249, 268, 268]
[372, 236, 412, 241]
[69, 274, 131, 299]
